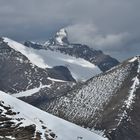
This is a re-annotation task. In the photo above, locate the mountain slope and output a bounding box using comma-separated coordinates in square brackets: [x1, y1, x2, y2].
[4, 37, 101, 82]
[25, 28, 119, 72]
[0, 90, 107, 140]
[37, 56, 140, 140]
[0, 37, 74, 95]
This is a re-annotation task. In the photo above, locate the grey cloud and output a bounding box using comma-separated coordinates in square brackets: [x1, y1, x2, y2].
[66, 23, 131, 50]
[66, 23, 140, 60]
[0, 0, 140, 61]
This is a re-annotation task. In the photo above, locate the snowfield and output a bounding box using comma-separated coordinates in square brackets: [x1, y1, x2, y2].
[0, 91, 107, 140]
[3, 37, 101, 81]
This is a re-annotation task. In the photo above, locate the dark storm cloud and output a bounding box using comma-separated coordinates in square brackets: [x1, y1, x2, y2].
[0, 0, 140, 60]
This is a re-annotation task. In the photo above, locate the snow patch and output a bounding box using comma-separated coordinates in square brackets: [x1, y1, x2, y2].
[47, 77, 67, 82]
[129, 56, 138, 63]
[12, 84, 49, 98]
[125, 57, 140, 109]
[125, 76, 139, 109]
[5, 136, 16, 140]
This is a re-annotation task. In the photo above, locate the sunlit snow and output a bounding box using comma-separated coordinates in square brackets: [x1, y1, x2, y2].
[0, 91, 107, 140]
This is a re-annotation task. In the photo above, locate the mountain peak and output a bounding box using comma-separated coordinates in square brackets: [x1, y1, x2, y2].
[56, 28, 67, 37]
[54, 28, 69, 45]
[44, 28, 69, 46]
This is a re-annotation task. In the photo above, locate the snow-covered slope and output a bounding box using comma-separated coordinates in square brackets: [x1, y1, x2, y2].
[0, 91, 107, 140]
[3, 37, 101, 81]
[37, 56, 140, 140]
[0, 37, 75, 95]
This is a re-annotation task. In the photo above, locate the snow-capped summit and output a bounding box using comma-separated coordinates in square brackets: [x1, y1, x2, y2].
[44, 28, 69, 46]
[55, 28, 69, 45]
[56, 28, 67, 38]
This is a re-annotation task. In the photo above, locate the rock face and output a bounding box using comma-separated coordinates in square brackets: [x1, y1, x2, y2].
[0, 100, 56, 140]
[25, 28, 119, 72]
[36, 56, 140, 140]
[47, 66, 76, 82]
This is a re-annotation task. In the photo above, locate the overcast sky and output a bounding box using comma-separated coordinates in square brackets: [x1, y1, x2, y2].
[0, 0, 140, 61]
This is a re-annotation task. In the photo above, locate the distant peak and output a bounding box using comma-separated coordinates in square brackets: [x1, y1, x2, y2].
[44, 28, 69, 46]
[56, 28, 67, 37]
[54, 28, 69, 46]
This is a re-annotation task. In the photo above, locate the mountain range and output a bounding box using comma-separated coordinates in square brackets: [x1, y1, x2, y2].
[0, 28, 139, 140]
[24, 29, 119, 72]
